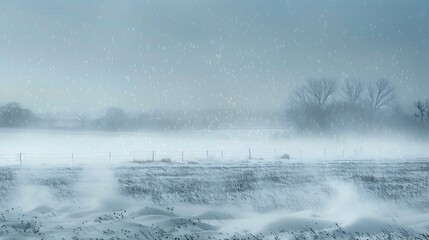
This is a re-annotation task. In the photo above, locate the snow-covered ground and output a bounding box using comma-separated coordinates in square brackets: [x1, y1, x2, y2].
[1, 160, 429, 239]
[0, 128, 428, 166]
[0, 129, 428, 239]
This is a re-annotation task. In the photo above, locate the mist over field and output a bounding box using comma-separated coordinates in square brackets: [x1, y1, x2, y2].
[1, 0, 429, 239]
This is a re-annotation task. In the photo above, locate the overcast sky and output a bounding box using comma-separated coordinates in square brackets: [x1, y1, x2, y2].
[0, 0, 428, 114]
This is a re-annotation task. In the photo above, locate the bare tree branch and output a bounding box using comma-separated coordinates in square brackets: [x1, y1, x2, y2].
[367, 79, 396, 112]
[304, 78, 337, 108]
[341, 79, 365, 105]
[288, 78, 337, 131]
[414, 98, 429, 122]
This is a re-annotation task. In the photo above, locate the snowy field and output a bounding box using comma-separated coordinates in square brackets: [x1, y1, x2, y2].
[0, 129, 428, 239]
[1, 161, 429, 239]
[0, 128, 428, 165]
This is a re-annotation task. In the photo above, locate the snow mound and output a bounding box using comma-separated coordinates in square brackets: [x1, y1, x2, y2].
[340, 217, 415, 234]
[260, 217, 336, 234]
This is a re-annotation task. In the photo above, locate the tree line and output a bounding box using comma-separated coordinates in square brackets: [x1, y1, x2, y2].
[0, 104, 180, 131]
[0, 104, 258, 131]
[1, 79, 428, 135]
[0, 102, 35, 127]
[286, 78, 429, 135]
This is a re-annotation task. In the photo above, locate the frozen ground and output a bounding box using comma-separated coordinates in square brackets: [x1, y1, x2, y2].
[1, 160, 429, 239]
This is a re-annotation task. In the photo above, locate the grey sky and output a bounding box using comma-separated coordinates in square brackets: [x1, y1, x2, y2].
[0, 0, 428, 113]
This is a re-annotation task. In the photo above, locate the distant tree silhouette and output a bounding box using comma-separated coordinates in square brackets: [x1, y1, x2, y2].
[288, 78, 337, 131]
[74, 112, 90, 129]
[303, 78, 337, 108]
[97, 107, 127, 130]
[367, 79, 396, 113]
[414, 98, 429, 124]
[341, 79, 365, 105]
[287, 78, 401, 134]
[0, 102, 34, 127]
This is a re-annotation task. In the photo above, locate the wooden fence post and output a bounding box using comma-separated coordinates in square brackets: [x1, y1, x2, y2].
[20, 153, 23, 166]
[181, 151, 184, 162]
[152, 150, 155, 161]
[248, 149, 252, 159]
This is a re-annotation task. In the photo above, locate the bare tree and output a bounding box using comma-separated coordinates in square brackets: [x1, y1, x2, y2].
[341, 79, 365, 105]
[414, 98, 429, 123]
[288, 78, 337, 131]
[290, 86, 309, 113]
[367, 79, 396, 113]
[304, 78, 337, 108]
[290, 78, 337, 112]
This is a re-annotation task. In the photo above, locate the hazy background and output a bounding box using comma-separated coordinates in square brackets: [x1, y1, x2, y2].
[1, 0, 428, 114]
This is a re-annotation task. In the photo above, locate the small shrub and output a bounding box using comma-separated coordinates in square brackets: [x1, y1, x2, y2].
[160, 158, 172, 163]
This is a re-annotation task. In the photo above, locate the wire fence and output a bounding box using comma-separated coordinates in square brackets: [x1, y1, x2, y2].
[0, 145, 427, 166]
